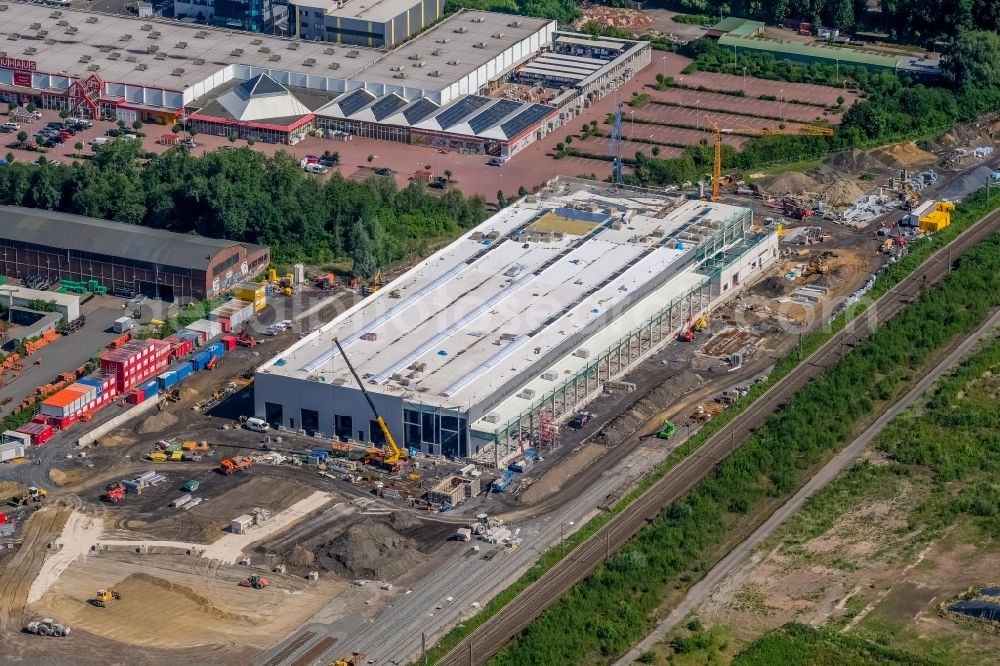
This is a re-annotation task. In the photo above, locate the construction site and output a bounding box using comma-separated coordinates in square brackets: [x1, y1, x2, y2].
[0, 28, 995, 652]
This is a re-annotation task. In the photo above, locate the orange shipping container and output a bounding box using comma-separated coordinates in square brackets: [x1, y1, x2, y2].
[42, 389, 83, 408]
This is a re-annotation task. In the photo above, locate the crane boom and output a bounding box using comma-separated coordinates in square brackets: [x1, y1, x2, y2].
[333, 337, 406, 464]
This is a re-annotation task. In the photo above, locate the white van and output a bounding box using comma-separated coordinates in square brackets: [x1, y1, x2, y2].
[304, 163, 328, 174]
[245, 417, 270, 433]
[90, 136, 110, 146]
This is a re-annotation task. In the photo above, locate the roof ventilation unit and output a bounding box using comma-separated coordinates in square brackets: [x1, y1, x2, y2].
[193, 58, 205, 65]
[86, 16, 98, 23]
[508, 20, 521, 27]
[393, 72, 406, 79]
[148, 31, 161, 39]
[447, 58, 459, 65]
[146, 44, 159, 53]
[135, 63, 147, 71]
[171, 68, 185, 76]
[428, 69, 441, 77]
[78, 54, 91, 63]
[473, 41, 486, 48]
[491, 32, 504, 39]
[57, 20, 68, 26]
[346, 50, 360, 58]
[413, 61, 425, 67]
[303, 57, 316, 66]
[48, 10, 62, 17]
[323, 47, 335, 54]
[435, 38, 450, 44]
[268, 54, 281, 61]
[390, 64, 404, 71]
[66, 26, 78, 34]
[454, 26, 468, 33]
[87, 64, 100, 71]
[258, 45, 271, 53]
[288, 42, 300, 50]
[23, 46, 37, 55]
[471, 15, 486, 22]
[175, 41, 187, 49]
[194, 30, 208, 38]
[29, 22, 41, 29]
[141, 23, 152, 30]
[230, 48, 244, 56]
[408, 53, 421, 60]
[120, 33, 132, 41]
[250, 38, 263, 45]
[153, 52, 166, 60]
[328, 62, 341, 69]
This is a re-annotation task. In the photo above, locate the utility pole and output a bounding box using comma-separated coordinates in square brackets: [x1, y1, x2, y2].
[469, 641, 473, 666]
[422, 633, 427, 666]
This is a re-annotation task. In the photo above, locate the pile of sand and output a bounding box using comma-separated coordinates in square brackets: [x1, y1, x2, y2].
[761, 171, 820, 195]
[872, 141, 937, 168]
[823, 178, 866, 206]
[0, 480, 27, 500]
[137, 410, 178, 434]
[318, 519, 424, 581]
[825, 148, 889, 174]
[754, 276, 793, 298]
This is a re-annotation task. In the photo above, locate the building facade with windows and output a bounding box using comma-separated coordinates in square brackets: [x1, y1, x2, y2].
[289, 0, 442, 48]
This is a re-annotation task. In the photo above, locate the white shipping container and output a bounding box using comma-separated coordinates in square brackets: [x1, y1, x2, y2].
[185, 319, 224, 340]
[0, 441, 26, 462]
[113, 317, 135, 333]
[169, 494, 192, 508]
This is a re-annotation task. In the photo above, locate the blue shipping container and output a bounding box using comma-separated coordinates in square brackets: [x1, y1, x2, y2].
[173, 362, 193, 380]
[191, 351, 212, 371]
[140, 379, 159, 396]
[77, 378, 104, 396]
[204, 341, 225, 357]
[157, 372, 178, 389]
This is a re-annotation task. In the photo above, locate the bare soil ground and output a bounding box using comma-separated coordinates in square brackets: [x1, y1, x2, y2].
[519, 443, 606, 504]
[0, 505, 70, 628]
[28, 551, 342, 650]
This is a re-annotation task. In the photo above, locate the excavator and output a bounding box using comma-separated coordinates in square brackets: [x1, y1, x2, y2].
[91, 587, 121, 607]
[330, 653, 365, 666]
[362, 271, 383, 296]
[102, 482, 126, 504]
[333, 337, 408, 472]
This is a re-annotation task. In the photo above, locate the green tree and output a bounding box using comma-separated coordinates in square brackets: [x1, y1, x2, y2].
[16, 131, 26, 146]
[349, 223, 377, 279]
[58, 109, 69, 120]
[132, 119, 143, 131]
[26, 102, 36, 113]
[942, 30, 1000, 91]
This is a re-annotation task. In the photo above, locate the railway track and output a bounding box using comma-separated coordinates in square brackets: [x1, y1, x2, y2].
[436, 211, 1000, 666]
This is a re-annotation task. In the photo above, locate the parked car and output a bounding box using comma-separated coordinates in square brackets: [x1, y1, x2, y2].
[0, 122, 20, 132]
[486, 157, 506, 166]
[568, 411, 592, 429]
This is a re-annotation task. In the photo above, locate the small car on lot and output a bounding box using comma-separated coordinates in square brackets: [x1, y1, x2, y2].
[568, 411, 592, 429]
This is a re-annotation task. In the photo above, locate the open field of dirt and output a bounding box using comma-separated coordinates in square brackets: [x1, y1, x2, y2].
[28, 551, 343, 650]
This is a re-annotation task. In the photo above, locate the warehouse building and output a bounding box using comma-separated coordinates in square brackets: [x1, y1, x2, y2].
[254, 178, 778, 462]
[0, 207, 270, 301]
[0, 6, 646, 157]
[289, 0, 443, 48]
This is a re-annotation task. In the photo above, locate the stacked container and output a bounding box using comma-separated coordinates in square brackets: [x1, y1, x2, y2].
[185, 319, 224, 341]
[209, 299, 255, 330]
[15, 422, 54, 445]
[176, 330, 202, 348]
[220, 335, 237, 351]
[100, 339, 170, 393]
[157, 371, 179, 390]
[232, 282, 267, 312]
[174, 362, 193, 381]
[139, 378, 159, 399]
[165, 334, 194, 358]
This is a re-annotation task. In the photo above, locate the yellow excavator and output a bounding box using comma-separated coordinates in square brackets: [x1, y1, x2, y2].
[330, 653, 365, 666]
[91, 587, 122, 607]
[692, 314, 708, 332]
[363, 271, 383, 296]
[333, 337, 407, 472]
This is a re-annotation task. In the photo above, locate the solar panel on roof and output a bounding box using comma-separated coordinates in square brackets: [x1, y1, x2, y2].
[369, 94, 407, 121]
[468, 99, 522, 134]
[338, 89, 377, 116]
[500, 104, 555, 139]
[402, 98, 439, 124]
[435, 96, 491, 130]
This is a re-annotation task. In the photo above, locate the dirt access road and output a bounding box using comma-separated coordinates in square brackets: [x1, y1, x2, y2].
[433, 204, 1000, 666]
[0, 505, 70, 629]
[614, 306, 1000, 665]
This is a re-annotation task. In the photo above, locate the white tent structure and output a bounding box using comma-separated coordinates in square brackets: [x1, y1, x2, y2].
[217, 74, 311, 122]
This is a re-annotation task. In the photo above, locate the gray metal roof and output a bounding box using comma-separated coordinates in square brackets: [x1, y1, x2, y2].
[0, 207, 257, 271]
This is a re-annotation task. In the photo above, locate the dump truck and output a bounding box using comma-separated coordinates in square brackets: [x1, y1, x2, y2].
[24, 618, 70, 637]
[220, 456, 253, 474]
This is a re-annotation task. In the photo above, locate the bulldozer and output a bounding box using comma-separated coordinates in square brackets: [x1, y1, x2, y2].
[91, 588, 121, 607]
[330, 653, 365, 666]
[102, 482, 126, 504]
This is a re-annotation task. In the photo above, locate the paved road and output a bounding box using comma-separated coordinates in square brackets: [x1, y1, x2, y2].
[614, 306, 1000, 665]
[432, 210, 1000, 666]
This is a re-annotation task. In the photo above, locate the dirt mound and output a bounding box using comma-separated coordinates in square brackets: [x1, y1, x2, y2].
[831, 264, 856, 281]
[753, 276, 793, 298]
[0, 480, 27, 500]
[137, 410, 178, 434]
[825, 149, 889, 174]
[123, 573, 257, 623]
[286, 544, 315, 568]
[872, 141, 937, 168]
[318, 519, 424, 580]
[761, 171, 820, 195]
[822, 178, 866, 206]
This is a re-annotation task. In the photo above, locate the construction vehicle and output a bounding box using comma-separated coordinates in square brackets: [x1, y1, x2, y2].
[782, 197, 813, 220]
[362, 271, 383, 296]
[91, 588, 121, 607]
[330, 652, 366, 666]
[901, 181, 920, 209]
[677, 327, 694, 342]
[220, 456, 253, 475]
[24, 618, 70, 637]
[235, 324, 257, 348]
[102, 482, 126, 504]
[798, 124, 834, 136]
[333, 337, 408, 471]
[657, 419, 677, 439]
[239, 574, 269, 589]
[691, 314, 708, 332]
[12, 487, 47, 506]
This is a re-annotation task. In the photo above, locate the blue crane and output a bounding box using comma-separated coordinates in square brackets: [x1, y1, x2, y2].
[609, 97, 623, 185]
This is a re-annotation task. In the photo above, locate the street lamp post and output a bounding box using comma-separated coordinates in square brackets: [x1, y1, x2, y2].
[779, 88, 784, 119]
[560, 521, 575, 556]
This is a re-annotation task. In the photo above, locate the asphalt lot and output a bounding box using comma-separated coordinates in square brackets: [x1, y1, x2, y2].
[0, 297, 124, 422]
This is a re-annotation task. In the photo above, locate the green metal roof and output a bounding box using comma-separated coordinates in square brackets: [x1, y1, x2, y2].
[719, 35, 900, 69]
[710, 17, 764, 38]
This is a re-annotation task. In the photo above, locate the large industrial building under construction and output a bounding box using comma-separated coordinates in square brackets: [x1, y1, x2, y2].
[0, 5, 648, 158]
[254, 178, 778, 462]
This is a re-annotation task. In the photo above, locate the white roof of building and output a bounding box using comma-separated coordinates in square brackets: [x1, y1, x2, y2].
[291, 0, 429, 22]
[0, 5, 551, 95]
[218, 74, 312, 121]
[259, 180, 749, 414]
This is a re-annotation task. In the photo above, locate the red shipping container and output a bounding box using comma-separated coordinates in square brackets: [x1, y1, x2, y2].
[32, 415, 50, 425]
[127, 389, 145, 405]
[0, 512, 6, 525]
[220, 335, 238, 351]
[16, 422, 54, 446]
[166, 335, 193, 358]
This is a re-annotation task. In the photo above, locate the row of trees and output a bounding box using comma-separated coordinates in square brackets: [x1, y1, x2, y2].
[488, 208, 1000, 662]
[0, 142, 487, 277]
